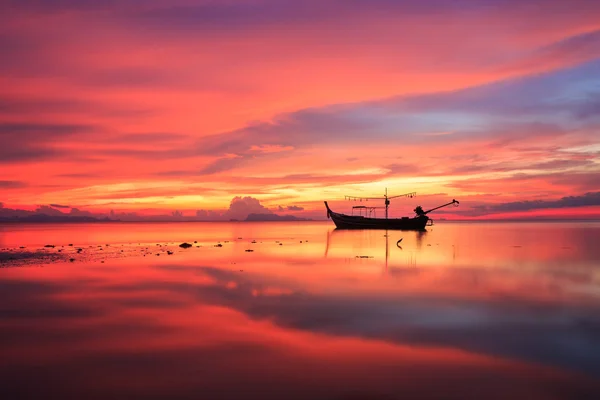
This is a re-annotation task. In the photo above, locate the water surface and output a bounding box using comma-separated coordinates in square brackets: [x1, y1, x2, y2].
[1, 221, 599, 399]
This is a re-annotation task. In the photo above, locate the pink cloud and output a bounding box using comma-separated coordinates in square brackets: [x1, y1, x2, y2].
[1, 0, 599, 218]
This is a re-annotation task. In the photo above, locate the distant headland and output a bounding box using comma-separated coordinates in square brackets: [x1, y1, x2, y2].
[243, 213, 311, 222]
[0, 215, 115, 223]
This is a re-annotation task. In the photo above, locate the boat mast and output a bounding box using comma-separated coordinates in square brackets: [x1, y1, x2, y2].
[344, 189, 416, 219]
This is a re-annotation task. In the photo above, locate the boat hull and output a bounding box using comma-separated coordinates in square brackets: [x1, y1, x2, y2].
[324, 202, 428, 231]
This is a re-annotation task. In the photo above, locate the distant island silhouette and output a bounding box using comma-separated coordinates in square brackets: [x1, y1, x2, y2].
[0, 214, 114, 223]
[0, 212, 310, 223]
[244, 213, 310, 222]
[0, 196, 312, 223]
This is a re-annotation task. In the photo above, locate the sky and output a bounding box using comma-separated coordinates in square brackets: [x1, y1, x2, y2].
[1, 0, 599, 220]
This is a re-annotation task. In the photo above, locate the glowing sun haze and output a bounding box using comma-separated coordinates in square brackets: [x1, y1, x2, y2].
[1, 0, 599, 219]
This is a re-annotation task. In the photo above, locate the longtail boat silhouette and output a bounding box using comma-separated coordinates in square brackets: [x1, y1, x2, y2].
[324, 189, 459, 230]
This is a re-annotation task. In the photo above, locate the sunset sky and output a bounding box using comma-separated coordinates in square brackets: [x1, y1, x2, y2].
[1, 0, 599, 220]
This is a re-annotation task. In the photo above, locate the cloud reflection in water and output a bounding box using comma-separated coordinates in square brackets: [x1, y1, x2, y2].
[1, 221, 599, 399]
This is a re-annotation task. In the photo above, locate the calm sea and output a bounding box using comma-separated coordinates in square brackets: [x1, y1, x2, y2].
[1, 221, 599, 399]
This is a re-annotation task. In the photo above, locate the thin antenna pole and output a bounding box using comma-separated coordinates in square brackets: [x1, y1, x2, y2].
[385, 187, 389, 220]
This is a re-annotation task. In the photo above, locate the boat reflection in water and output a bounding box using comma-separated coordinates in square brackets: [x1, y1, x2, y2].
[324, 228, 427, 271]
[0, 221, 599, 399]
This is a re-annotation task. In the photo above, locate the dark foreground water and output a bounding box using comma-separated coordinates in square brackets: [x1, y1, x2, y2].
[1, 221, 599, 399]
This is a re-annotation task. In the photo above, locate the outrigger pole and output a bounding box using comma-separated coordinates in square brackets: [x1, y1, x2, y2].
[344, 188, 417, 220]
[414, 199, 460, 217]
